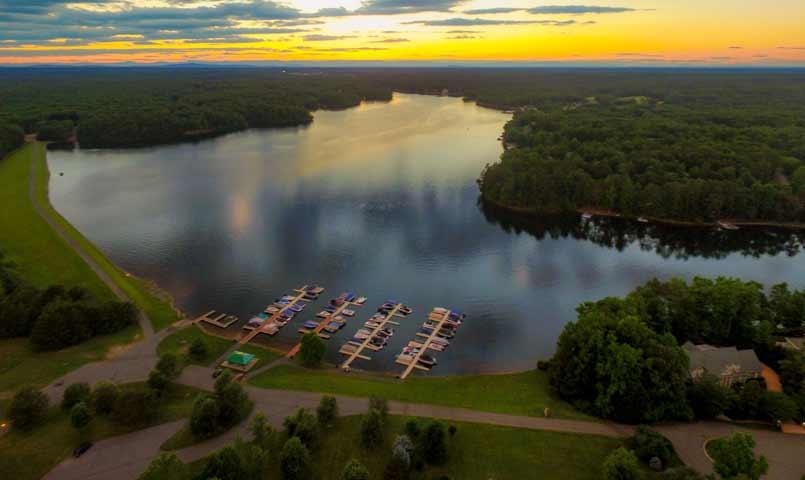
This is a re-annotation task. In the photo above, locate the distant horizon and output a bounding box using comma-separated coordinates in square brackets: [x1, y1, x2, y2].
[1, 1, 803, 66]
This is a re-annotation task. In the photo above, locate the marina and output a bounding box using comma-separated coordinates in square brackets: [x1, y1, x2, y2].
[198, 310, 239, 329]
[286, 291, 364, 358]
[340, 301, 410, 371]
[396, 307, 465, 380]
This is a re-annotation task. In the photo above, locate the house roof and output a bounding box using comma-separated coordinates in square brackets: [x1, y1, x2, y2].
[227, 351, 255, 366]
[682, 342, 762, 377]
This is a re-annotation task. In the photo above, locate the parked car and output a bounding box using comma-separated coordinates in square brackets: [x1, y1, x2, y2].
[73, 442, 93, 458]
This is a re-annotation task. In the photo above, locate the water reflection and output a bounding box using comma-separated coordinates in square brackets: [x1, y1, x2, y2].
[479, 199, 805, 260]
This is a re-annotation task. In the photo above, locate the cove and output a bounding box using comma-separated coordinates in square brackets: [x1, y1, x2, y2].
[47, 93, 805, 374]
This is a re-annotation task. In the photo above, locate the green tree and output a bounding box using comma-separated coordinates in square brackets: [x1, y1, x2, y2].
[298, 332, 326, 367]
[61, 382, 91, 411]
[283, 408, 318, 448]
[688, 374, 733, 420]
[200, 445, 245, 480]
[156, 352, 180, 379]
[234, 437, 268, 480]
[602, 447, 643, 480]
[316, 395, 338, 428]
[360, 408, 384, 449]
[189, 338, 208, 361]
[632, 426, 673, 467]
[190, 395, 220, 438]
[280, 436, 312, 480]
[422, 421, 448, 465]
[369, 395, 389, 421]
[147, 369, 170, 395]
[216, 379, 249, 427]
[8, 386, 49, 430]
[711, 433, 768, 480]
[70, 401, 92, 430]
[249, 412, 274, 449]
[139, 453, 190, 480]
[91, 381, 119, 415]
[341, 459, 370, 480]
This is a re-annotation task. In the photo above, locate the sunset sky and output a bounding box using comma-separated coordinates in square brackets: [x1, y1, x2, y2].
[1, 1, 804, 65]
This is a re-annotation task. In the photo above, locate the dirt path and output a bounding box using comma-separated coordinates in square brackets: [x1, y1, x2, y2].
[28, 142, 154, 340]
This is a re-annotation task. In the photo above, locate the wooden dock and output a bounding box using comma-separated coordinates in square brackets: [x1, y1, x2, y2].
[397, 308, 452, 380]
[286, 294, 363, 358]
[340, 302, 406, 371]
[198, 310, 239, 328]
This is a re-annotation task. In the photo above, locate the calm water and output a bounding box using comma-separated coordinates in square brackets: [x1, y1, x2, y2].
[48, 93, 805, 374]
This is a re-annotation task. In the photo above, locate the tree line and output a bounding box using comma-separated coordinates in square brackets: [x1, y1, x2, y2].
[0, 253, 137, 350]
[546, 276, 805, 424]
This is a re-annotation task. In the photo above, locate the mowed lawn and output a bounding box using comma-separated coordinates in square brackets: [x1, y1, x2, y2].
[250, 365, 590, 420]
[0, 382, 202, 480]
[0, 144, 178, 396]
[157, 324, 234, 367]
[189, 415, 619, 480]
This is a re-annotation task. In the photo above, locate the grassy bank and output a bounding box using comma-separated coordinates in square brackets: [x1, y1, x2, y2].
[189, 415, 620, 480]
[0, 382, 202, 480]
[157, 325, 234, 367]
[249, 365, 589, 420]
[29, 142, 180, 331]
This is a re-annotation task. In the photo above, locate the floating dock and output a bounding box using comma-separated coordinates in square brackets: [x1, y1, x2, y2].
[396, 307, 462, 380]
[286, 292, 364, 358]
[198, 310, 239, 329]
[340, 302, 408, 371]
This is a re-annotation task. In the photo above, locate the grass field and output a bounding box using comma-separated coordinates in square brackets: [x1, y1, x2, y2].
[188, 415, 620, 480]
[249, 365, 589, 420]
[157, 325, 234, 367]
[0, 382, 202, 480]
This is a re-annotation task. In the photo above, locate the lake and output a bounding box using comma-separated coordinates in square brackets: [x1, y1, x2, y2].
[48, 93, 805, 374]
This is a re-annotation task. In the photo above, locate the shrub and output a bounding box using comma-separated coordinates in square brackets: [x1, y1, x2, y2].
[761, 391, 798, 421]
[189, 337, 207, 361]
[369, 396, 389, 420]
[8, 386, 49, 430]
[280, 437, 311, 480]
[316, 395, 338, 428]
[216, 379, 249, 427]
[249, 412, 274, 449]
[91, 381, 119, 415]
[156, 352, 180, 379]
[710, 433, 768, 480]
[602, 447, 642, 480]
[190, 395, 220, 438]
[687, 374, 732, 419]
[199, 445, 245, 480]
[139, 453, 190, 480]
[61, 382, 91, 411]
[147, 369, 170, 395]
[404, 419, 420, 438]
[341, 458, 370, 480]
[70, 402, 91, 430]
[632, 425, 673, 467]
[360, 408, 384, 449]
[422, 421, 448, 465]
[298, 332, 326, 367]
[283, 408, 319, 448]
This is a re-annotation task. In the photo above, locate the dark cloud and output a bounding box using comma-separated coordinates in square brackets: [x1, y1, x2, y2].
[527, 5, 637, 14]
[356, 0, 466, 15]
[371, 38, 410, 43]
[462, 7, 522, 15]
[302, 34, 355, 41]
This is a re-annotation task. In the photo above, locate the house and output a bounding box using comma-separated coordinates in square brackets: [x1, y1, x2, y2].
[682, 342, 763, 387]
[222, 351, 257, 372]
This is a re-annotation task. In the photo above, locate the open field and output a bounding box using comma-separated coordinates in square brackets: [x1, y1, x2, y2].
[188, 415, 620, 480]
[249, 365, 590, 420]
[0, 382, 202, 480]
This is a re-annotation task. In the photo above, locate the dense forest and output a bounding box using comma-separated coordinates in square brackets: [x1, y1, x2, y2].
[547, 276, 805, 424]
[0, 253, 137, 350]
[0, 68, 391, 149]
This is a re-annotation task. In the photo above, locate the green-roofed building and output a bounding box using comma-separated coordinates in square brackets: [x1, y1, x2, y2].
[225, 351, 256, 370]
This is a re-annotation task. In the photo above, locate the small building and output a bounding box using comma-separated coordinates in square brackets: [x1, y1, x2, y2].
[222, 351, 257, 372]
[682, 342, 763, 387]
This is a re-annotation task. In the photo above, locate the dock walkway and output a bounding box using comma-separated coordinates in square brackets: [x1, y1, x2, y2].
[286, 294, 363, 358]
[397, 308, 452, 380]
[340, 302, 405, 370]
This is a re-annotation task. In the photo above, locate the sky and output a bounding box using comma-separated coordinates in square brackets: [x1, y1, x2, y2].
[0, 0, 803, 65]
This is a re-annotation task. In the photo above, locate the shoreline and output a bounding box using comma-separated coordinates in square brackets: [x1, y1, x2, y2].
[480, 193, 805, 231]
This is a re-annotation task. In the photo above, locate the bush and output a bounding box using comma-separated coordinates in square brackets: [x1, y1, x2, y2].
[283, 408, 319, 448]
[190, 395, 220, 438]
[386, 435, 413, 480]
[113, 389, 158, 426]
[70, 402, 91, 430]
[404, 419, 420, 438]
[360, 408, 384, 449]
[632, 425, 673, 467]
[9, 386, 49, 430]
[710, 433, 768, 480]
[215, 379, 249, 427]
[422, 421, 448, 465]
[298, 332, 326, 367]
[189, 337, 207, 361]
[369, 395, 389, 420]
[687, 374, 732, 419]
[602, 447, 642, 480]
[147, 369, 170, 395]
[200, 445, 245, 480]
[139, 453, 190, 480]
[156, 352, 180, 379]
[61, 382, 91, 411]
[280, 437, 312, 480]
[317, 395, 339, 428]
[91, 381, 119, 415]
[341, 458, 370, 480]
[761, 391, 798, 421]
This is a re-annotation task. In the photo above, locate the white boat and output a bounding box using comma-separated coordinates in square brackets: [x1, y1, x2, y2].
[342, 309, 355, 317]
[717, 221, 740, 231]
[355, 297, 367, 305]
[581, 212, 593, 220]
[637, 217, 649, 223]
